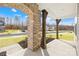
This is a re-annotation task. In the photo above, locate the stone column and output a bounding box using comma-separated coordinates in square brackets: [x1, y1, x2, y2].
[41, 9, 48, 49]
[27, 5, 41, 51]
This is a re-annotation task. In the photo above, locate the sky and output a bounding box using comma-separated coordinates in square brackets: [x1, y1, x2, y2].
[0, 7, 75, 26]
[46, 17, 75, 26]
[60, 17, 75, 26]
[0, 7, 28, 22]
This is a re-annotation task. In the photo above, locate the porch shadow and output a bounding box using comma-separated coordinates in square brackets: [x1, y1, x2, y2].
[23, 48, 43, 56]
[41, 48, 49, 56]
[23, 48, 49, 56]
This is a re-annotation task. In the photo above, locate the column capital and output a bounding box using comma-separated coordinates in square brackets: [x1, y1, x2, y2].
[42, 9, 48, 14]
[56, 19, 61, 24]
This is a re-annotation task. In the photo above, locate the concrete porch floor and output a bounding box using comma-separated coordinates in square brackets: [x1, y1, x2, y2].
[46, 39, 77, 56]
[0, 39, 77, 56]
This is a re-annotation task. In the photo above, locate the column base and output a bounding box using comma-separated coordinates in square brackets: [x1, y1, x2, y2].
[24, 48, 43, 56]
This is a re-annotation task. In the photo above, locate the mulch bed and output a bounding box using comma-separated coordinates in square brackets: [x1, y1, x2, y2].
[46, 38, 55, 44]
[18, 38, 55, 49]
[0, 51, 6, 56]
[18, 39, 27, 49]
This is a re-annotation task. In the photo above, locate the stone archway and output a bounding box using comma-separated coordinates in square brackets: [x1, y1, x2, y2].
[0, 3, 41, 51]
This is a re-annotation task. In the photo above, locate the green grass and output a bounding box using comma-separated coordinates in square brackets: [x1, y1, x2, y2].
[0, 31, 75, 48]
[46, 32, 75, 41]
[0, 35, 28, 48]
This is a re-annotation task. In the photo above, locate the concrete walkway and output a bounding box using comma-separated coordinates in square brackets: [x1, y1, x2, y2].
[46, 39, 77, 56]
[0, 39, 77, 56]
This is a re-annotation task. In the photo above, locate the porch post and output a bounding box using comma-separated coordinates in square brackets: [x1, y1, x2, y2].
[41, 9, 48, 49]
[56, 19, 61, 39]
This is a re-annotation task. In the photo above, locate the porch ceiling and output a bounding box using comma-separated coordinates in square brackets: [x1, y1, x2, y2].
[39, 3, 77, 19]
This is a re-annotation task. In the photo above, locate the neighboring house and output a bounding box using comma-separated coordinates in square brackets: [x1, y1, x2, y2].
[55, 25, 74, 31]
[46, 24, 55, 31]
[46, 25, 74, 31]
[0, 17, 5, 31]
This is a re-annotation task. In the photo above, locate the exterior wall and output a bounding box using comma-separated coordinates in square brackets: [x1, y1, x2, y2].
[0, 3, 41, 51]
[76, 3, 79, 55]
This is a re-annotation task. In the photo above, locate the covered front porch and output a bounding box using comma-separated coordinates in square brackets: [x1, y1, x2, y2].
[0, 3, 78, 56]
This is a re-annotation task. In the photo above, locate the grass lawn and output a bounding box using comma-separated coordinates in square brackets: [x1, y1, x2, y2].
[0, 31, 75, 48]
[46, 31, 75, 41]
[0, 35, 28, 48]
